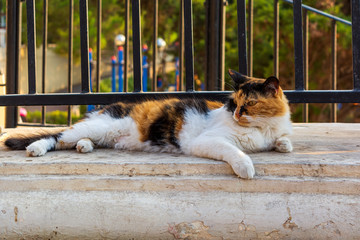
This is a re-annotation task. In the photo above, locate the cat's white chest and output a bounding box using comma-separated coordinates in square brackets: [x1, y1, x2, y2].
[208, 108, 281, 152]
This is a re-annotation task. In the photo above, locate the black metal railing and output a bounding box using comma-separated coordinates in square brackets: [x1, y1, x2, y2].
[2, 0, 360, 128]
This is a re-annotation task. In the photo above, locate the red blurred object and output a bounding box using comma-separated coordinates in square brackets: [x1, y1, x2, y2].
[19, 108, 27, 117]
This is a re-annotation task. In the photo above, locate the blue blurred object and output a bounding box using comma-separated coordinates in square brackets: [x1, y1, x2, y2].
[87, 48, 95, 112]
[142, 44, 149, 92]
[111, 56, 116, 92]
[118, 46, 124, 92]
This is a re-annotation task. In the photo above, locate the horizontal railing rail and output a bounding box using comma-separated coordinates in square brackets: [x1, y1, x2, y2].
[2, 0, 360, 128]
[1, 90, 360, 106]
[282, 0, 352, 26]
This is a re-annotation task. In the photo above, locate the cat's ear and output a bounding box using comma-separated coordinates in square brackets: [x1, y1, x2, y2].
[228, 69, 250, 88]
[263, 76, 280, 96]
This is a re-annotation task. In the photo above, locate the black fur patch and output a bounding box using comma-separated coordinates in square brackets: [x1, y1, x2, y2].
[176, 99, 210, 115]
[148, 99, 210, 148]
[226, 98, 237, 113]
[148, 110, 176, 147]
[239, 82, 264, 97]
[101, 103, 134, 119]
[5, 133, 62, 150]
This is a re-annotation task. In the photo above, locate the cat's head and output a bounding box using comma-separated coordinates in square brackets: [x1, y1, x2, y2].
[227, 69, 290, 127]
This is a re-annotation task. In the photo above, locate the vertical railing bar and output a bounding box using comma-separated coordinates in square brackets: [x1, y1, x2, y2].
[67, 0, 74, 126]
[41, 0, 48, 125]
[273, 0, 279, 78]
[26, 0, 37, 94]
[217, 0, 227, 91]
[351, 0, 360, 90]
[79, 0, 90, 93]
[237, 0, 247, 75]
[204, 0, 211, 90]
[96, 0, 102, 93]
[179, 0, 184, 91]
[293, 0, 304, 90]
[5, 0, 21, 128]
[124, 0, 129, 92]
[132, 0, 142, 92]
[219, 0, 226, 91]
[247, 0, 253, 77]
[152, 0, 158, 92]
[184, 0, 194, 91]
[302, 9, 309, 122]
[331, 20, 337, 122]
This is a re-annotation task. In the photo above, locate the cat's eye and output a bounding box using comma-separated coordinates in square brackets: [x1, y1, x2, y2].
[247, 100, 257, 106]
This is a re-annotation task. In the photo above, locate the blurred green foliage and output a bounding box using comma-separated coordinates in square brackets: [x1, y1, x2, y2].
[26, 110, 82, 125]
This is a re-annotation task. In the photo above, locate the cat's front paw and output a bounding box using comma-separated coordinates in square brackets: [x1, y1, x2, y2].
[230, 155, 255, 179]
[26, 142, 47, 157]
[76, 139, 94, 153]
[275, 137, 293, 153]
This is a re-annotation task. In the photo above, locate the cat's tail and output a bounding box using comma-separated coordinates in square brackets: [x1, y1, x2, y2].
[4, 128, 66, 150]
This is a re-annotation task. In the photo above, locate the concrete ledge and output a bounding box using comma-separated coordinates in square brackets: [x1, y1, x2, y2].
[0, 123, 360, 239]
[0, 123, 359, 179]
[0, 175, 359, 195]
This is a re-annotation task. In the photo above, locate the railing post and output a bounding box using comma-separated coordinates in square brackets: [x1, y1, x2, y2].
[273, 0, 279, 78]
[41, 0, 48, 125]
[247, 0, 253, 77]
[178, 0, 184, 91]
[331, 20, 337, 122]
[205, 0, 226, 91]
[124, 0, 129, 92]
[26, 0, 37, 94]
[67, 0, 74, 126]
[351, 0, 360, 90]
[184, 0, 194, 91]
[96, 0, 102, 93]
[132, 0, 142, 92]
[237, 0, 247, 75]
[79, 0, 90, 93]
[5, 0, 21, 128]
[152, 0, 158, 92]
[293, 0, 304, 90]
[302, 9, 309, 122]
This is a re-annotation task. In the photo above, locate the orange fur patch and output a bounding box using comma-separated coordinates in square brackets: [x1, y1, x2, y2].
[232, 86, 289, 127]
[206, 100, 224, 110]
[130, 99, 181, 142]
[245, 88, 288, 118]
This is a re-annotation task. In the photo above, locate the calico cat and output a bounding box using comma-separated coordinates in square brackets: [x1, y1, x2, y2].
[4, 69, 293, 179]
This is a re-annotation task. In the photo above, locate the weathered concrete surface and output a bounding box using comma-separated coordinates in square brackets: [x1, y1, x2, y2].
[0, 123, 360, 178]
[0, 123, 359, 239]
[1, 191, 359, 239]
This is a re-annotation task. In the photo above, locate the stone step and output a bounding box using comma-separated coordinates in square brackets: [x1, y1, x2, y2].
[0, 174, 359, 195]
[1, 123, 360, 239]
[1, 122, 360, 179]
[0, 152, 359, 178]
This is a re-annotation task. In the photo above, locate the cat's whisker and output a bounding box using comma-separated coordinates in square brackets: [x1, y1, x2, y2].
[225, 82, 236, 91]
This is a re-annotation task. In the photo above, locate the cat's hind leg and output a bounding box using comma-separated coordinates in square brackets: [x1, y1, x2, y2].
[26, 117, 107, 156]
[25, 112, 126, 156]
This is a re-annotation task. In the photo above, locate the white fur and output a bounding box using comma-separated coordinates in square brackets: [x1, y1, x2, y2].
[26, 105, 293, 179]
[179, 107, 292, 178]
[76, 139, 94, 153]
